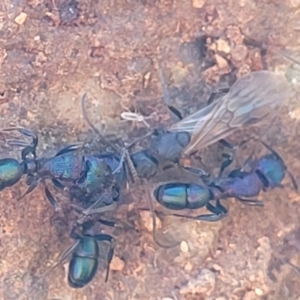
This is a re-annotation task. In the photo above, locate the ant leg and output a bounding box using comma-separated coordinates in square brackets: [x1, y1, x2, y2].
[97, 219, 117, 227]
[52, 179, 65, 190]
[182, 166, 210, 177]
[22, 177, 61, 210]
[124, 149, 139, 183]
[167, 106, 183, 120]
[172, 199, 228, 222]
[72, 193, 118, 225]
[255, 169, 270, 188]
[17, 178, 39, 200]
[157, 59, 171, 106]
[235, 197, 264, 206]
[57, 226, 82, 262]
[3, 127, 38, 159]
[75, 160, 91, 185]
[92, 234, 115, 282]
[218, 139, 235, 149]
[6, 140, 29, 147]
[43, 184, 60, 211]
[82, 201, 117, 216]
[112, 148, 126, 175]
[287, 170, 298, 191]
[70, 201, 117, 217]
[206, 88, 230, 105]
[218, 153, 234, 178]
[55, 143, 83, 156]
[168, 87, 231, 133]
[38, 226, 82, 289]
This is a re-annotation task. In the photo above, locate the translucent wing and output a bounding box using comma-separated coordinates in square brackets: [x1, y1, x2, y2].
[169, 71, 290, 155]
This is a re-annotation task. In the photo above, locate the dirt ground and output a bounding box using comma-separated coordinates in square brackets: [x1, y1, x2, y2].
[0, 0, 300, 299]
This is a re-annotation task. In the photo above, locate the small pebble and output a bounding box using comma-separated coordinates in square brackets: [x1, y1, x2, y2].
[180, 241, 189, 253]
[184, 261, 193, 272]
[289, 0, 300, 8]
[14, 12, 27, 25]
[110, 256, 125, 272]
[215, 54, 228, 69]
[212, 264, 223, 272]
[139, 210, 162, 232]
[216, 39, 231, 54]
[255, 288, 264, 296]
[192, 0, 206, 8]
[239, 0, 247, 7]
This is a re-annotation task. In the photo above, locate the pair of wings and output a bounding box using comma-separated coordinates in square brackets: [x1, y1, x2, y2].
[169, 70, 290, 155]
